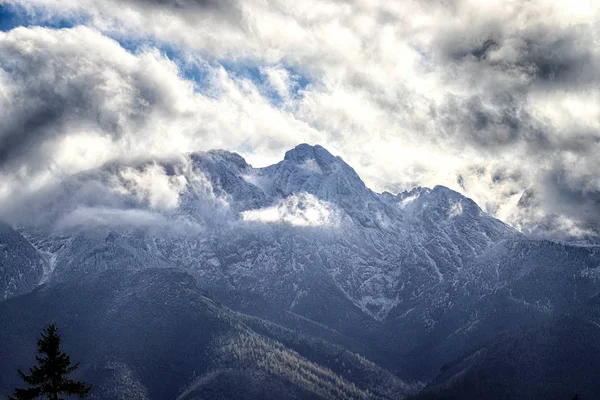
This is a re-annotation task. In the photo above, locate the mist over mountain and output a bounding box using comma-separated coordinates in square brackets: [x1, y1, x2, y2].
[2, 144, 600, 399]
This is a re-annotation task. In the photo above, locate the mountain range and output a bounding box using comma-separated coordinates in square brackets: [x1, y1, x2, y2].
[1, 144, 599, 399]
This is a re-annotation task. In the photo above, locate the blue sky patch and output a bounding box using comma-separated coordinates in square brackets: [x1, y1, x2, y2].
[0, 3, 84, 31]
[113, 37, 218, 95]
[115, 37, 312, 105]
[221, 61, 310, 106]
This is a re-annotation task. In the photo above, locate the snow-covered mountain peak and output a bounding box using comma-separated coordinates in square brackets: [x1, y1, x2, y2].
[283, 143, 336, 165]
[205, 149, 251, 170]
[281, 144, 361, 177]
[261, 144, 371, 208]
[190, 149, 251, 174]
[388, 185, 484, 219]
[425, 186, 483, 216]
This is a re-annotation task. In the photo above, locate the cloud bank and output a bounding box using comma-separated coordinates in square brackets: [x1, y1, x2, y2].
[1, 0, 600, 236]
[241, 193, 338, 227]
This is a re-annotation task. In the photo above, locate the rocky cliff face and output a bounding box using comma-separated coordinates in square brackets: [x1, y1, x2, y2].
[0, 221, 46, 300]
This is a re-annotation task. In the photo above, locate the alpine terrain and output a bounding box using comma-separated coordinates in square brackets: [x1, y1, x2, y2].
[2, 144, 600, 399]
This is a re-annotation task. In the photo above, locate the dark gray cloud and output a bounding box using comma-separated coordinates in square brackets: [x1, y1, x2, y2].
[447, 38, 501, 62]
[514, 25, 596, 87]
[439, 21, 599, 89]
[544, 167, 600, 231]
[0, 27, 185, 173]
[106, 0, 245, 29]
[513, 171, 600, 239]
[121, 0, 238, 13]
[437, 93, 550, 151]
[0, 106, 65, 167]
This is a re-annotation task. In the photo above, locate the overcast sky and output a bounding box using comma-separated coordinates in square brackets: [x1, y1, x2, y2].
[0, 0, 599, 237]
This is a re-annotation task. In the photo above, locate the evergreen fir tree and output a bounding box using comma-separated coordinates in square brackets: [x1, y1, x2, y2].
[10, 324, 92, 400]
